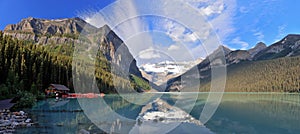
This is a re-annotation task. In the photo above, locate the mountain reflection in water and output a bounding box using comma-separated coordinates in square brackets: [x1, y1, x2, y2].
[15, 93, 300, 134]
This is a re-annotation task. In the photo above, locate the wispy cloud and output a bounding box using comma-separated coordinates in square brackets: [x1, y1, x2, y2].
[186, 0, 237, 58]
[239, 6, 249, 13]
[231, 37, 249, 50]
[163, 20, 199, 43]
[210, 0, 236, 41]
[253, 30, 265, 42]
[275, 24, 287, 42]
[79, 0, 154, 56]
[167, 44, 180, 51]
[79, 0, 238, 62]
[138, 47, 161, 59]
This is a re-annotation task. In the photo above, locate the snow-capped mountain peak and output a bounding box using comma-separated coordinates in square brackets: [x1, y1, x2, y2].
[139, 59, 203, 85]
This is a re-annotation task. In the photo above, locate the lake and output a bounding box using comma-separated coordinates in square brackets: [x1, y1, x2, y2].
[16, 93, 300, 134]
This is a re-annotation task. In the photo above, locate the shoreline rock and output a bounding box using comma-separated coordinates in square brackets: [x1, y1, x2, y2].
[0, 109, 34, 133]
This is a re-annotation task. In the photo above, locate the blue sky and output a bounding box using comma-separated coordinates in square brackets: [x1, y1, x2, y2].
[0, 0, 115, 29]
[1, 0, 300, 62]
[229, 0, 300, 49]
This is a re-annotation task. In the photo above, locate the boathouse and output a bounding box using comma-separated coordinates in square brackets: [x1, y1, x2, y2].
[45, 84, 70, 97]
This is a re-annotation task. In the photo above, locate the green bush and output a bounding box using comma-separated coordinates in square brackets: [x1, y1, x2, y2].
[36, 92, 46, 100]
[13, 91, 37, 109]
[0, 84, 9, 96]
[0, 84, 12, 100]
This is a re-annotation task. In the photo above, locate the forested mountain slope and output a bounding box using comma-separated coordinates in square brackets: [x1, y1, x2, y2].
[167, 34, 300, 92]
[0, 17, 151, 99]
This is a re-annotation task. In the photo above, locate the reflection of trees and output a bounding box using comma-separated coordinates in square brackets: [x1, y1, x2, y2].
[204, 93, 300, 133]
[70, 94, 158, 133]
[25, 93, 300, 133]
[22, 99, 94, 133]
[220, 93, 300, 120]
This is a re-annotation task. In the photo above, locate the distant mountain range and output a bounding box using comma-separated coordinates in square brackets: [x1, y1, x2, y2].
[2, 17, 300, 93]
[139, 59, 202, 85]
[167, 34, 300, 92]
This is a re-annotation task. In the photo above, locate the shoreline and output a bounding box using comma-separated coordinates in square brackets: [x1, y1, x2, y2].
[142, 91, 300, 94]
[0, 109, 34, 133]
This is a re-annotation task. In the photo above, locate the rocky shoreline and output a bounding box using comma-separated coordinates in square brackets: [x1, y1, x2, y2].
[0, 109, 33, 134]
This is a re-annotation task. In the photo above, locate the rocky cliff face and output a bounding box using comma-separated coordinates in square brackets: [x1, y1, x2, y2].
[225, 42, 266, 65]
[4, 17, 97, 45]
[254, 34, 300, 60]
[3, 17, 143, 78]
[226, 50, 251, 64]
[96, 25, 143, 78]
[4, 17, 94, 34]
[167, 35, 300, 92]
[196, 45, 231, 71]
[248, 42, 267, 57]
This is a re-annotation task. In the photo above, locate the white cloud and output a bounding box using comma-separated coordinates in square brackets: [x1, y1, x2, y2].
[159, 0, 236, 55]
[79, 0, 237, 63]
[125, 32, 155, 57]
[186, 0, 237, 58]
[138, 47, 161, 59]
[184, 0, 225, 15]
[253, 31, 265, 41]
[168, 45, 180, 51]
[79, 0, 154, 47]
[231, 37, 249, 50]
[164, 44, 195, 62]
[200, 1, 224, 16]
[155, 0, 236, 60]
[79, 0, 157, 60]
[163, 20, 200, 43]
[209, 0, 237, 41]
[275, 24, 287, 41]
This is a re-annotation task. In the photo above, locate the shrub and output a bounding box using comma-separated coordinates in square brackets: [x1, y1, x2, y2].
[13, 91, 37, 109]
[36, 92, 46, 100]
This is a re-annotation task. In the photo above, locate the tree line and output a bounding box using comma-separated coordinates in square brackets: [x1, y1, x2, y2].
[0, 31, 72, 99]
[0, 31, 151, 101]
[199, 56, 300, 92]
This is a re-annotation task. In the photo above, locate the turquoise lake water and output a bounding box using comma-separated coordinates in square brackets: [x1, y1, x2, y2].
[16, 93, 300, 134]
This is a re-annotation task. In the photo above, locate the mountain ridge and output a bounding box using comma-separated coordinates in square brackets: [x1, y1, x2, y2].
[167, 34, 300, 92]
[254, 34, 300, 60]
[1, 17, 149, 93]
[3, 17, 99, 45]
[4, 17, 96, 35]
